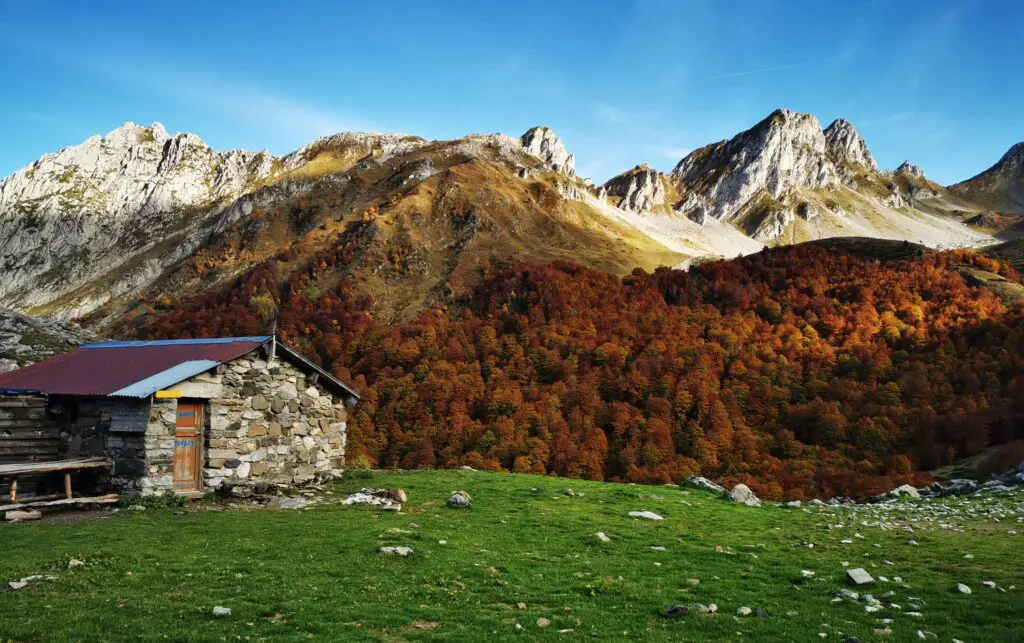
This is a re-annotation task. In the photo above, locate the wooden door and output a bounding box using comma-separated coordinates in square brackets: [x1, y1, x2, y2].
[173, 401, 202, 491]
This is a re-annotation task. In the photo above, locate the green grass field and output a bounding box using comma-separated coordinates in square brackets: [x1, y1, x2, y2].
[1, 470, 1022, 642]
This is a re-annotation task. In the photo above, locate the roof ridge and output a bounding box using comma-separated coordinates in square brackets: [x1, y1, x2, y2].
[82, 336, 272, 348]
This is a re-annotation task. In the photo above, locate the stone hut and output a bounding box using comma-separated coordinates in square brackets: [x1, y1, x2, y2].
[0, 336, 358, 497]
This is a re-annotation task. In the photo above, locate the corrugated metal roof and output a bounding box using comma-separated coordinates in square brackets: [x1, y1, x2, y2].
[110, 360, 221, 397]
[0, 338, 270, 398]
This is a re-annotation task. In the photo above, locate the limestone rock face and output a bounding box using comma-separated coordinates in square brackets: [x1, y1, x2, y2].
[671, 109, 838, 223]
[0, 122, 274, 317]
[603, 164, 666, 213]
[520, 126, 576, 177]
[824, 119, 877, 172]
[896, 161, 926, 179]
[751, 208, 795, 243]
[0, 307, 92, 371]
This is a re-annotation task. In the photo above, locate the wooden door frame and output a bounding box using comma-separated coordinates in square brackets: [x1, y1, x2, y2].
[173, 399, 205, 495]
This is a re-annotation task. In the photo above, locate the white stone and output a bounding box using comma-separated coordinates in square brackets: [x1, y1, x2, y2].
[235, 462, 251, 479]
[378, 546, 413, 556]
[304, 386, 320, 398]
[727, 484, 761, 507]
[628, 511, 664, 521]
[212, 606, 232, 617]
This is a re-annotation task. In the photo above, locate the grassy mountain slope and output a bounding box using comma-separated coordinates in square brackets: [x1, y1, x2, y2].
[94, 138, 682, 327]
[1, 470, 1021, 641]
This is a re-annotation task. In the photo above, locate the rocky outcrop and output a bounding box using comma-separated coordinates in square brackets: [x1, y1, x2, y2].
[603, 164, 666, 212]
[520, 127, 576, 177]
[824, 119, 877, 172]
[671, 109, 838, 223]
[0, 122, 275, 317]
[0, 308, 92, 372]
[751, 207, 795, 242]
[896, 161, 925, 179]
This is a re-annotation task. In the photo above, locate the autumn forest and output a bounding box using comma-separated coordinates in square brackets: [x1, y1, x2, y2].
[138, 238, 1024, 500]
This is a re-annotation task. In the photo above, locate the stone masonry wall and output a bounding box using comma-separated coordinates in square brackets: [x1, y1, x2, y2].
[57, 349, 348, 496]
[202, 351, 347, 493]
[140, 397, 178, 495]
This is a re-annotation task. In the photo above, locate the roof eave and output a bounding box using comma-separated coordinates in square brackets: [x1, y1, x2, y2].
[274, 341, 360, 403]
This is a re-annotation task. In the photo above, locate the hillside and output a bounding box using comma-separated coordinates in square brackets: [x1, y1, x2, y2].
[1, 470, 1021, 641]
[0, 110, 1010, 326]
[950, 142, 1024, 214]
[123, 240, 1024, 499]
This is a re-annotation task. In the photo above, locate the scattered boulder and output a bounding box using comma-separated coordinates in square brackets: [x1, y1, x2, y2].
[212, 606, 232, 617]
[954, 583, 972, 594]
[736, 606, 753, 617]
[785, 500, 803, 508]
[8, 580, 28, 590]
[447, 491, 472, 509]
[888, 484, 920, 499]
[686, 476, 725, 494]
[342, 488, 404, 509]
[5, 509, 42, 522]
[536, 617, 551, 628]
[847, 568, 875, 585]
[596, 532, 611, 543]
[727, 484, 761, 507]
[276, 496, 309, 510]
[68, 558, 85, 569]
[628, 511, 664, 521]
[378, 546, 414, 557]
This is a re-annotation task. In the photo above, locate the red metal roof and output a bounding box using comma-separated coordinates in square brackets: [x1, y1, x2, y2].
[0, 337, 270, 397]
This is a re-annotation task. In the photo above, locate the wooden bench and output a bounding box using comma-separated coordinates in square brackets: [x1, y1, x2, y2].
[0, 458, 117, 511]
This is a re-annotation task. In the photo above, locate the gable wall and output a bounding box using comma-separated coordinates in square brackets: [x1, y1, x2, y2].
[202, 350, 347, 493]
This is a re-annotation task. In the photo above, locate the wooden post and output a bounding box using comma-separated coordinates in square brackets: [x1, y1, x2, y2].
[64, 473, 72, 499]
[9, 479, 16, 503]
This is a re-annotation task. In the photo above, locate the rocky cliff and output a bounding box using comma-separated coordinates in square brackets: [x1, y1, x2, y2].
[0, 123, 276, 317]
[670, 109, 839, 224]
[0, 114, 1008, 326]
[602, 164, 667, 213]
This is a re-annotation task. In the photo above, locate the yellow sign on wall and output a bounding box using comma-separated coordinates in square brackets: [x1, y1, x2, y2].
[155, 390, 181, 399]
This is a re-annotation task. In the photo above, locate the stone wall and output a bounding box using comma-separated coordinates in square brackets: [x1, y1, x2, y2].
[56, 349, 348, 496]
[203, 351, 347, 493]
[140, 397, 177, 495]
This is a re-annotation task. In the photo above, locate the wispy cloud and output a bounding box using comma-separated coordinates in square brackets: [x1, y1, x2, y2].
[97, 61, 378, 142]
[703, 52, 851, 81]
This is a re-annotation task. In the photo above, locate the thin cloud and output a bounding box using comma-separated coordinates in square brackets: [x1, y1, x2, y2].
[105, 62, 378, 141]
[703, 53, 850, 81]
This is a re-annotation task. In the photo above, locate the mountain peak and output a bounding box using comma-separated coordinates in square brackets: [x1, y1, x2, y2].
[520, 126, 575, 177]
[823, 118, 877, 171]
[998, 142, 1024, 167]
[671, 108, 836, 223]
[896, 160, 925, 179]
[603, 164, 665, 213]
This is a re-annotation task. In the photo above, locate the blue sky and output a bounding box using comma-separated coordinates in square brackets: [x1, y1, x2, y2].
[1, 1, 1021, 185]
